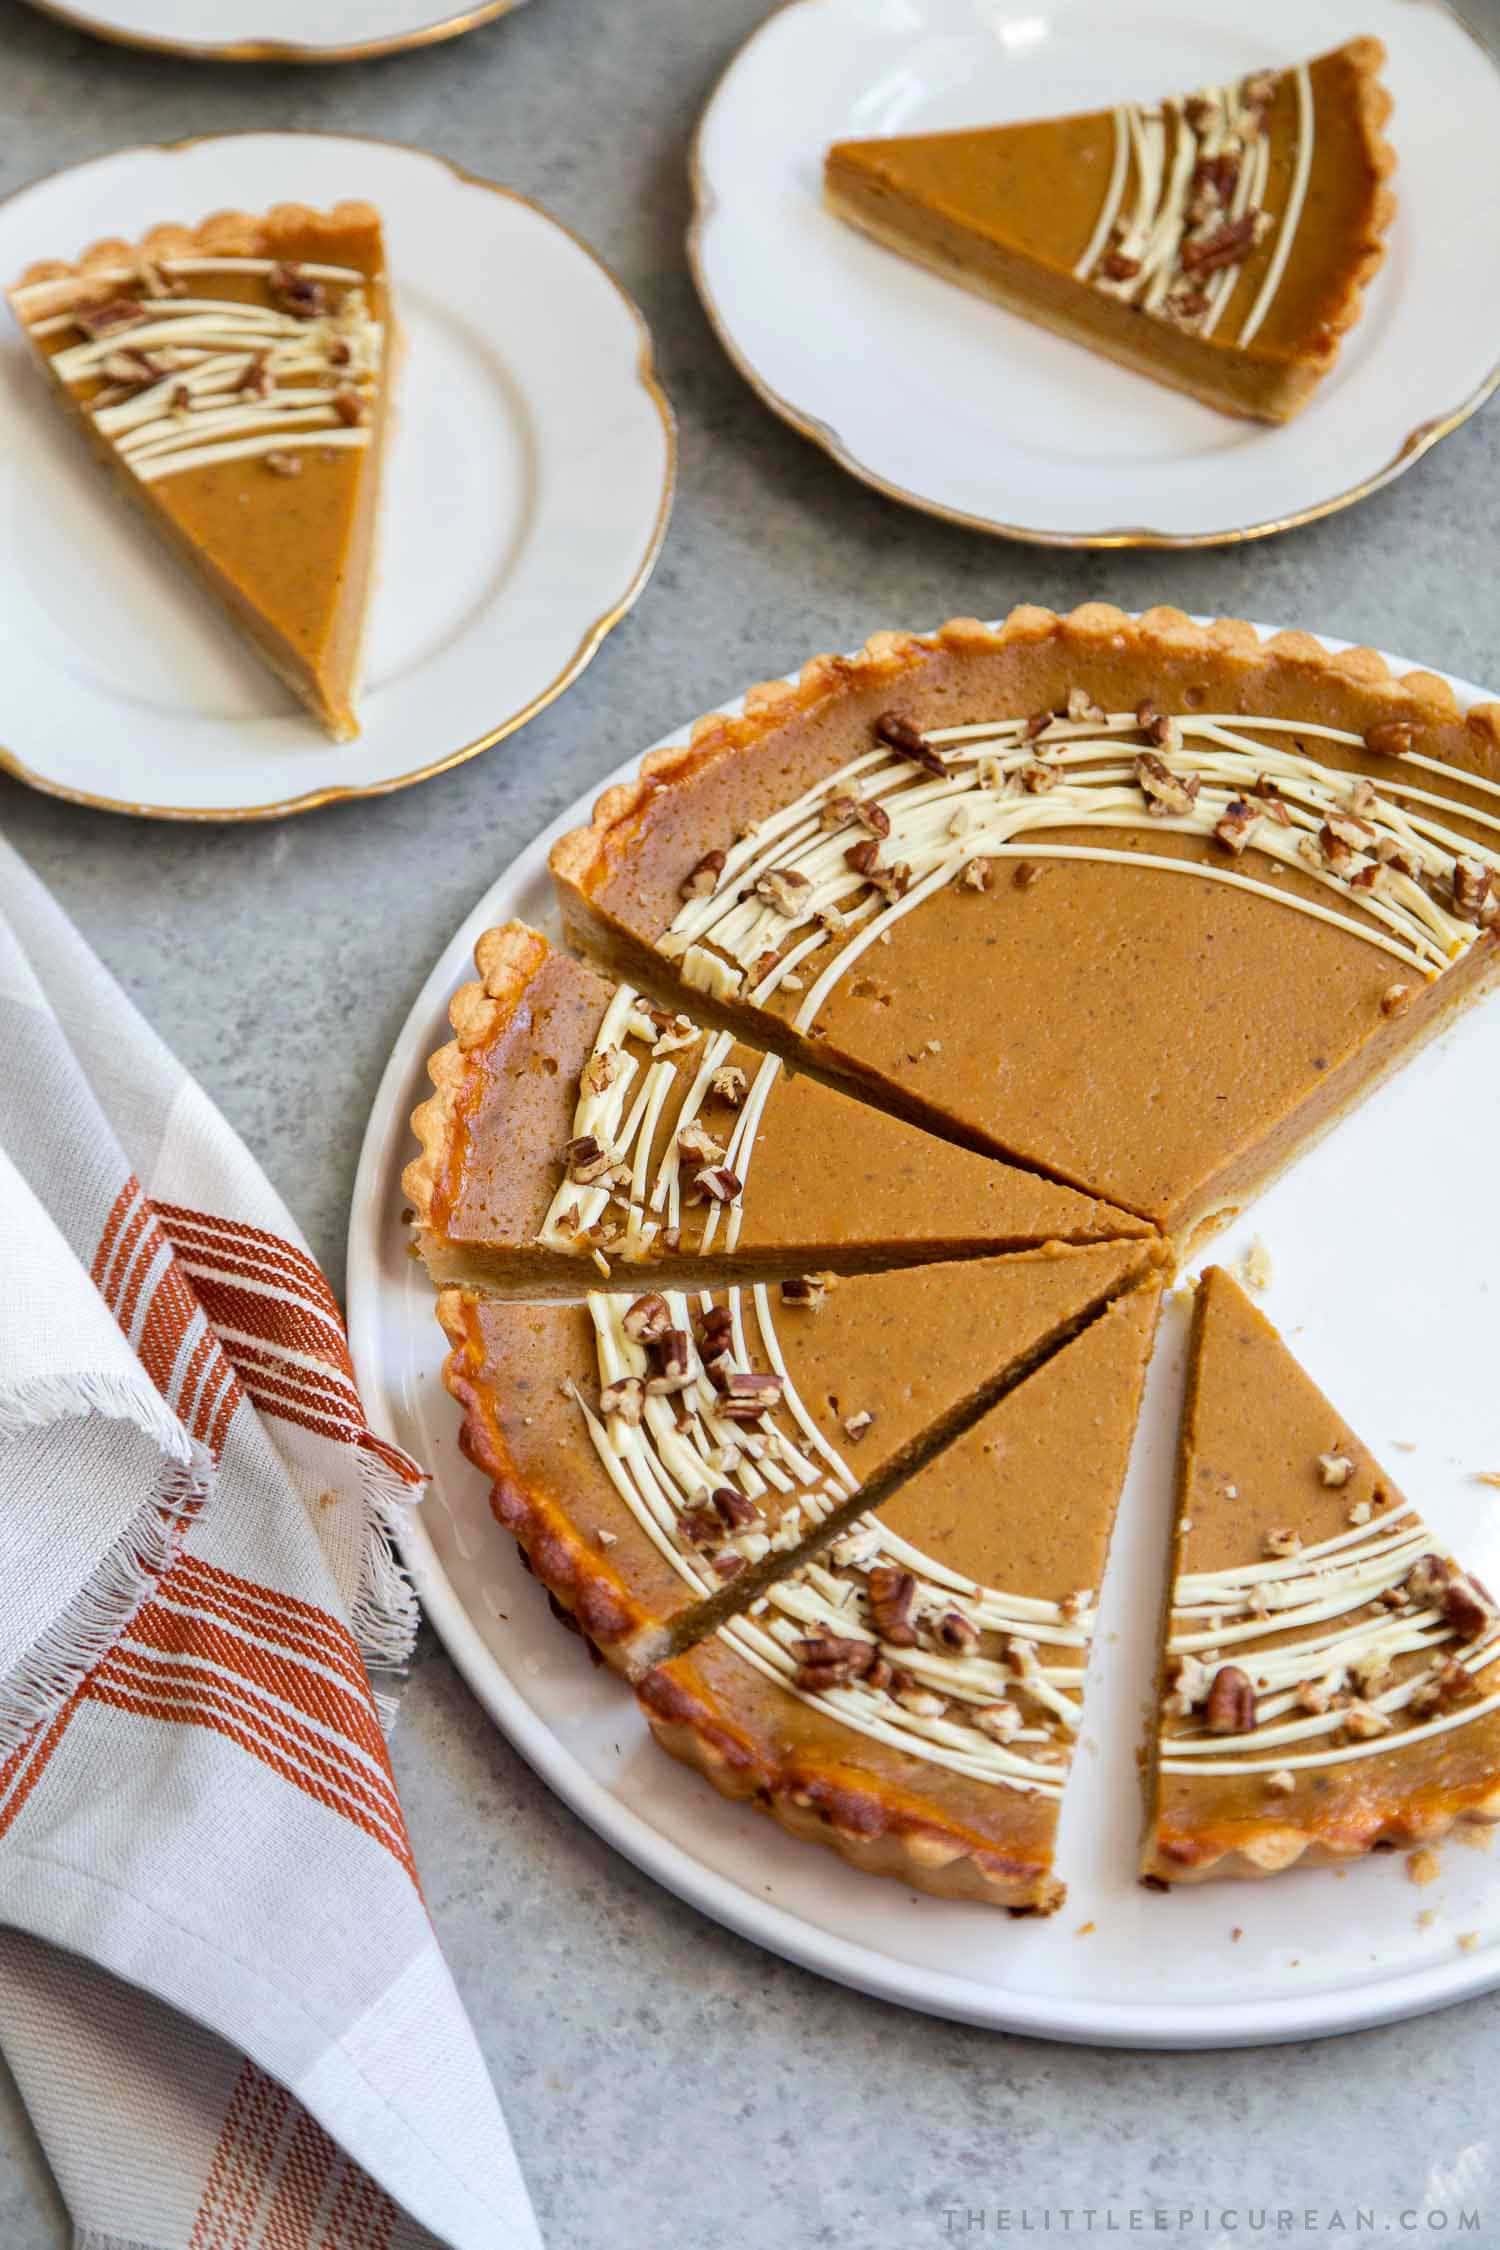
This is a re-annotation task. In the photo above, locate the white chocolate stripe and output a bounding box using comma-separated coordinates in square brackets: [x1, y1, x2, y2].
[1162, 1687, 1500, 1775]
[1238, 61, 1315, 347]
[1072, 107, 1131, 280]
[133, 426, 371, 482]
[12, 255, 367, 310]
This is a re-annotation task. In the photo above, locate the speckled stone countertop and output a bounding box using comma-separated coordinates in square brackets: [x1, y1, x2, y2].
[2, 1, 1498, 2241]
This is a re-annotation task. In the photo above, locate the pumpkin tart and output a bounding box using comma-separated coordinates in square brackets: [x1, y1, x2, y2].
[1143, 1269, 1500, 1884]
[7, 203, 394, 740]
[641, 1283, 1162, 1908]
[551, 606, 1500, 1248]
[405, 919, 1149, 1291]
[437, 1239, 1157, 1676]
[823, 40, 1394, 423]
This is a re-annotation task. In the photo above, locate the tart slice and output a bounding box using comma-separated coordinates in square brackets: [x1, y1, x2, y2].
[640, 1282, 1162, 1908]
[7, 203, 394, 739]
[824, 40, 1393, 423]
[551, 606, 1500, 1245]
[1143, 1268, 1500, 1884]
[439, 1238, 1158, 1676]
[405, 920, 1149, 1291]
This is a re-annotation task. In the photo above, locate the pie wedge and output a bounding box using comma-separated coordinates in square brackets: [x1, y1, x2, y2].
[824, 40, 1394, 423]
[7, 202, 394, 739]
[640, 1282, 1162, 1908]
[1143, 1268, 1500, 1884]
[551, 606, 1500, 1248]
[438, 1239, 1158, 1676]
[405, 919, 1149, 1291]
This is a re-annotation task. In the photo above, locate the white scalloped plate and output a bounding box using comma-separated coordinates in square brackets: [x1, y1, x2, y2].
[689, 0, 1500, 545]
[348, 622, 1500, 2046]
[19, 0, 531, 64]
[0, 133, 673, 819]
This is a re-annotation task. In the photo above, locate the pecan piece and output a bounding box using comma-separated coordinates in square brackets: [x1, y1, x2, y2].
[695, 1304, 735, 1361]
[709, 1064, 746, 1105]
[1213, 798, 1261, 854]
[1442, 1573, 1494, 1642]
[1098, 250, 1141, 282]
[933, 1609, 980, 1654]
[1318, 1453, 1354, 1488]
[1452, 857, 1494, 924]
[1180, 211, 1266, 277]
[681, 849, 726, 899]
[1364, 720, 1414, 759]
[754, 866, 812, 918]
[873, 711, 946, 775]
[793, 1634, 878, 1692]
[622, 1291, 673, 1344]
[598, 1374, 644, 1425]
[712, 1486, 758, 1531]
[692, 1164, 743, 1205]
[76, 296, 144, 338]
[676, 1119, 727, 1166]
[644, 1330, 694, 1394]
[779, 1274, 831, 1309]
[842, 1408, 875, 1442]
[563, 1133, 615, 1185]
[1405, 1553, 1452, 1606]
[332, 384, 367, 427]
[268, 262, 328, 319]
[866, 1564, 918, 1647]
[1204, 1664, 1256, 1735]
[263, 450, 303, 477]
[1135, 751, 1200, 818]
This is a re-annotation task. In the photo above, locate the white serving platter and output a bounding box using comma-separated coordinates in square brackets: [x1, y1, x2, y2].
[0, 132, 674, 819]
[690, 0, 1500, 545]
[20, 0, 530, 64]
[348, 623, 1500, 2046]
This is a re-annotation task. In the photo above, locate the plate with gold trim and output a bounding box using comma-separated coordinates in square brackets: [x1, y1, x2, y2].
[19, 0, 530, 66]
[0, 131, 674, 820]
[348, 620, 1500, 2046]
[690, 0, 1500, 546]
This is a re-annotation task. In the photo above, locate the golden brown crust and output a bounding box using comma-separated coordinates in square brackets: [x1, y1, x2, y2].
[1143, 1774, 1500, 1886]
[550, 604, 1500, 913]
[1307, 38, 1398, 382]
[436, 1286, 670, 1670]
[8, 202, 385, 299]
[403, 922, 552, 1235]
[638, 1656, 1064, 1910]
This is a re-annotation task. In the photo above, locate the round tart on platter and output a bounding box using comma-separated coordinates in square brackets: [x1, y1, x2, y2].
[405, 604, 1500, 1909]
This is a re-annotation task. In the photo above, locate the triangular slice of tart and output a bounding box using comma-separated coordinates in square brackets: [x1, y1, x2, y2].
[824, 39, 1393, 423]
[438, 1239, 1158, 1676]
[406, 920, 1149, 1292]
[1143, 1268, 1500, 1885]
[640, 1283, 1162, 1909]
[7, 202, 394, 739]
[551, 606, 1500, 1247]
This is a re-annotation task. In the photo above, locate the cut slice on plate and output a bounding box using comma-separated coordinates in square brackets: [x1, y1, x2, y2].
[438, 1239, 1159, 1676]
[823, 39, 1393, 424]
[7, 202, 395, 740]
[639, 1282, 1162, 1908]
[552, 605, 1500, 1245]
[405, 920, 1149, 1291]
[1143, 1267, 1500, 1884]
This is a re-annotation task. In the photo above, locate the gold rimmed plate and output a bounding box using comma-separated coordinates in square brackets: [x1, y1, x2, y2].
[19, 0, 528, 64]
[690, 0, 1500, 548]
[0, 132, 675, 820]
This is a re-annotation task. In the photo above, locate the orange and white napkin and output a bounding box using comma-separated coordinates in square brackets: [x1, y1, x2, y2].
[0, 834, 540, 2250]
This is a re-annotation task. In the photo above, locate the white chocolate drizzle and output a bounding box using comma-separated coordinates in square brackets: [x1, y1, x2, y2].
[1160, 1503, 1500, 1776]
[15, 256, 382, 483]
[1074, 65, 1313, 347]
[656, 711, 1497, 1033]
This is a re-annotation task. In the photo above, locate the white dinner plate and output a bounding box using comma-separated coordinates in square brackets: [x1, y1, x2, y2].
[348, 622, 1500, 2047]
[689, 0, 1500, 546]
[20, 0, 529, 64]
[0, 133, 674, 820]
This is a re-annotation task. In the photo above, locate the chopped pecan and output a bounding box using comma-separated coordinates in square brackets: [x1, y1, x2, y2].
[1364, 720, 1414, 759]
[843, 838, 882, 879]
[1380, 982, 1412, 1018]
[1018, 762, 1060, 794]
[962, 858, 994, 892]
[866, 1564, 918, 1646]
[1180, 211, 1266, 277]
[1318, 1453, 1354, 1488]
[873, 711, 945, 776]
[598, 1375, 644, 1425]
[1098, 250, 1142, 282]
[1066, 688, 1107, 724]
[842, 1408, 875, 1443]
[1204, 1664, 1256, 1735]
[1376, 836, 1422, 877]
[713, 1551, 747, 1580]
[1442, 1573, 1494, 1642]
[264, 451, 303, 477]
[779, 1274, 831, 1309]
[933, 1609, 980, 1654]
[1265, 1769, 1297, 1796]
[709, 1064, 746, 1105]
[754, 866, 812, 917]
[645, 1330, 694, 1394]
[695, 1304, 735, 1362]
[1452, 857, 1494, 924]
[649, 1012, 700, 1057]
[1263, 1527, 1303, 1557]
[714, 1371, 784, 1423]
[622, 1292, 673, 1344]
[680, 1505, 722, 1547]
[681, 849, 726, 899]
[1405, 1553, 1452, 1606]
[268, 262, 328, 319]
[1343, 776, 1378, 818]
[1213, 798, 1262, 854]
[692, 1164, 743, 1205]
[1022, 708, 1055, 742]
[712, 1486, 758, 1531]
[332, 384, 367, 427]
[677, 1119, 726, 1166]
[1341, 1701, 1392, 1741]
[1250, 775, 1293, 824]
[1135, 751, 1199, 818]
[564, 1133, 615, 1185]
[973, 1701, 1022, 1742]
[793, 1634, 878, 1692]
[895, 1683, 947, 1718]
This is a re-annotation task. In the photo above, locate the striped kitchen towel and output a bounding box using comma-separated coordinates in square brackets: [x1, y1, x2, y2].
[0, 833, 540, 2250]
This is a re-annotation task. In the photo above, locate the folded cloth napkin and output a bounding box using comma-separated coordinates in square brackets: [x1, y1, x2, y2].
[0, 833, 541, 2250]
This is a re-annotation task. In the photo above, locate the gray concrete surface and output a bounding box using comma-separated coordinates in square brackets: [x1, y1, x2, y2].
[2, 0, 1497, 2240]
